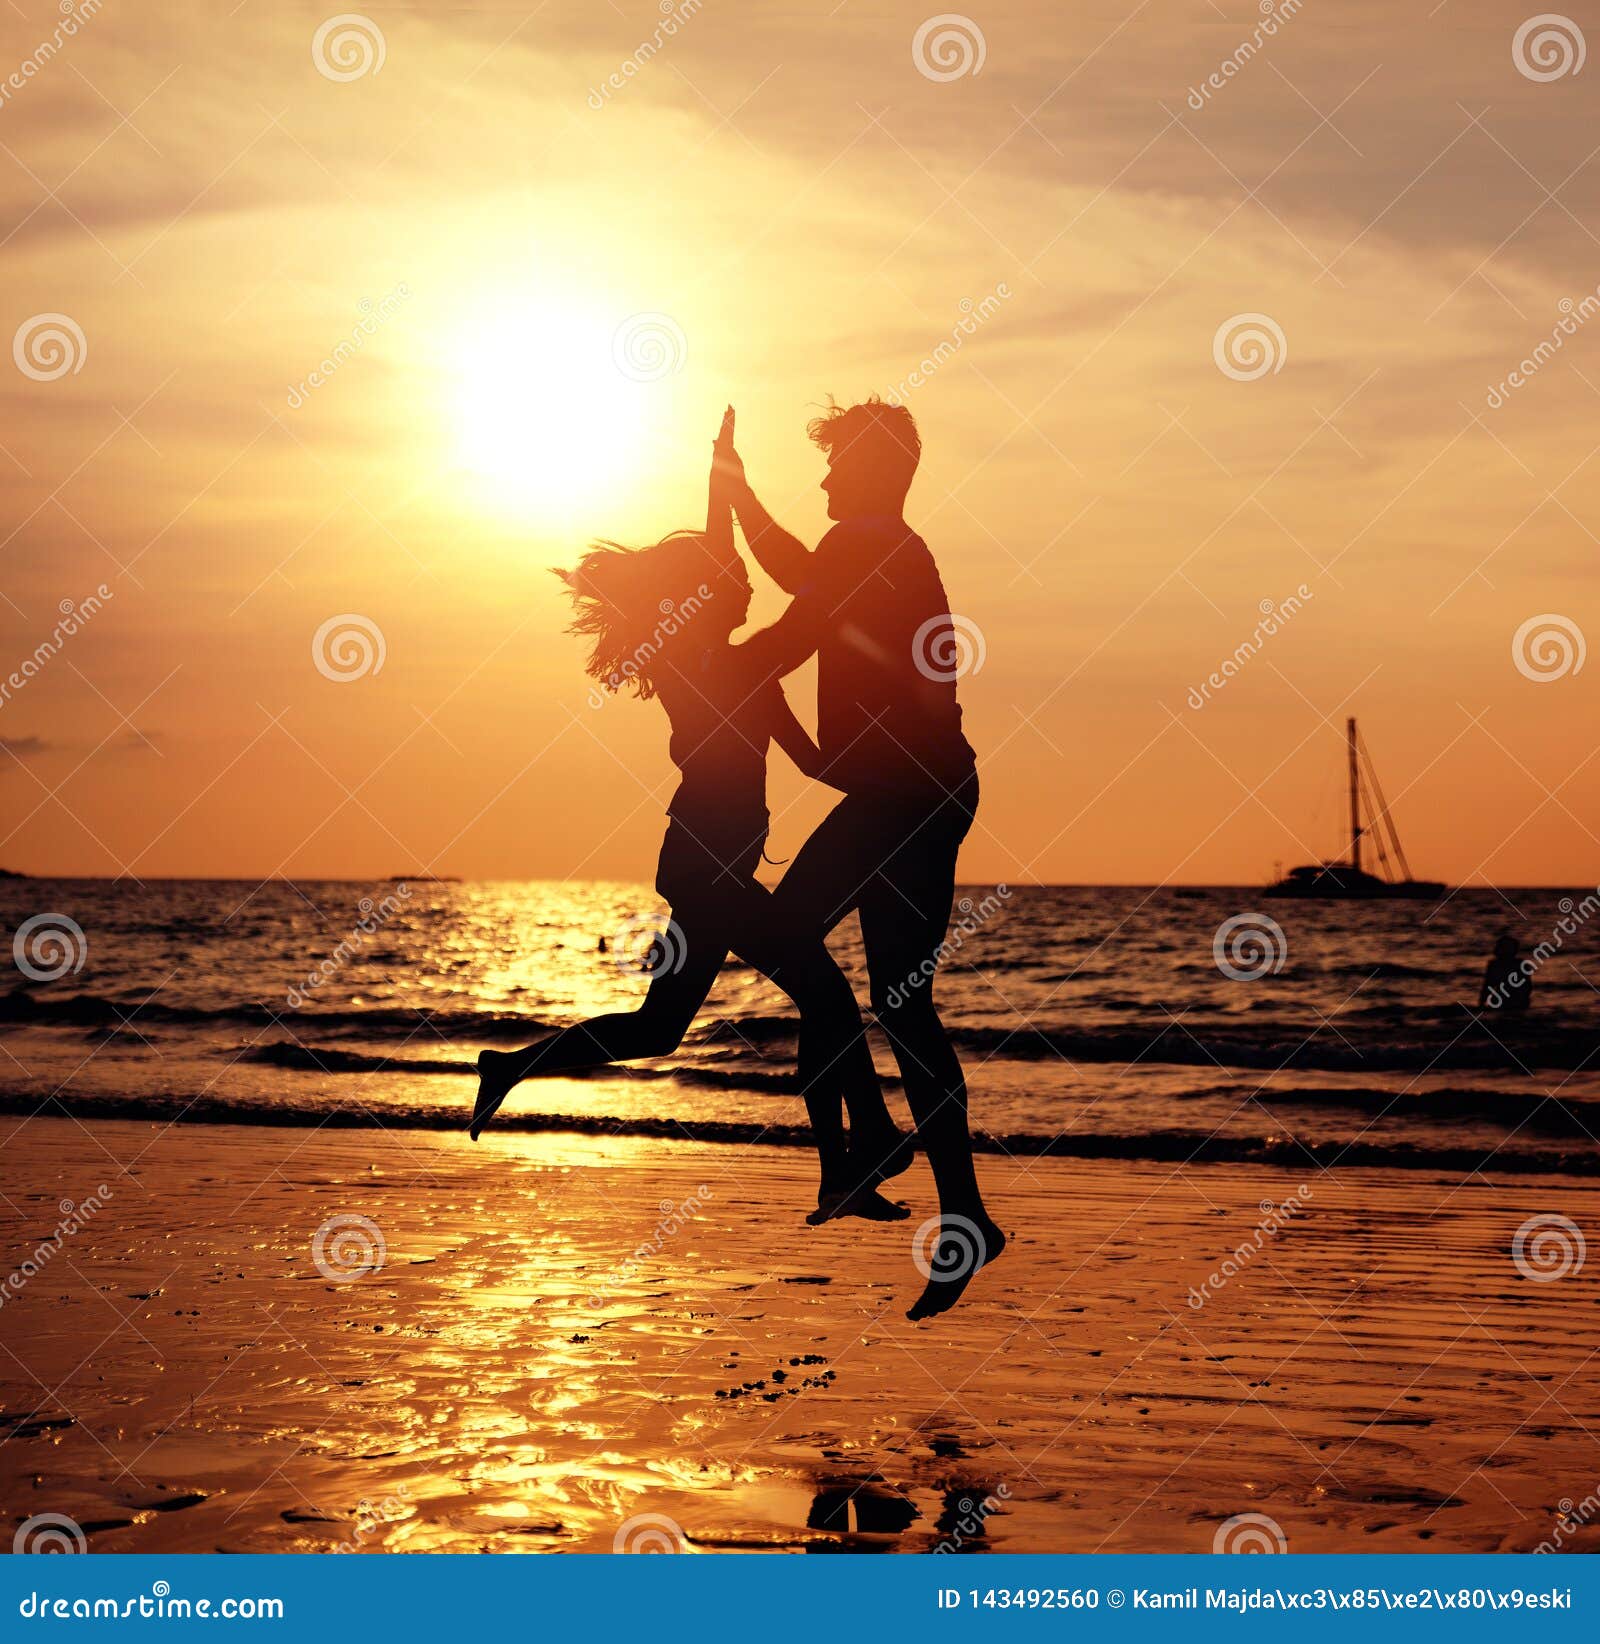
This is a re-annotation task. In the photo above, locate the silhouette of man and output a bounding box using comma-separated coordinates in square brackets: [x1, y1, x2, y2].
[725, 397, 1004, 1319]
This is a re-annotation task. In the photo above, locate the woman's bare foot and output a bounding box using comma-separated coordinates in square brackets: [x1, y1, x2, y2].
[806, 1185, 912, 1225]
[906, 1213, 1006, 1321]
[469, 1050, 516, 1141]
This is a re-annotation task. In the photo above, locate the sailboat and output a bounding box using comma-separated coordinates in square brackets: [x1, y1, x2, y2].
[1264, 718, 1446, 900]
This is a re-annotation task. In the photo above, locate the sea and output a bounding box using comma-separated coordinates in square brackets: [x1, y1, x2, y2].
[2, 879, 1596, 1176]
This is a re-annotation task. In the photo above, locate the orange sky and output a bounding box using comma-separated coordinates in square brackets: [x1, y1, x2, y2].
[0, 1, 1595, 886]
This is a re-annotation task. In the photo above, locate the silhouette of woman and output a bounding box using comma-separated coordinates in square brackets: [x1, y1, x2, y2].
[471, 413, 909, 1224]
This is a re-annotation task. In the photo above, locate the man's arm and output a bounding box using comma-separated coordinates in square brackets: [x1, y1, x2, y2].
[735, 592, 823, 683]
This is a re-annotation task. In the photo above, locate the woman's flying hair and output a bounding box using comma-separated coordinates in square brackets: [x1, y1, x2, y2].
[555, 531, 715, 701]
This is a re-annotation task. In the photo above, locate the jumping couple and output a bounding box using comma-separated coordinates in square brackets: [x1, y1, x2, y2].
[470, 398, 1003, 1320]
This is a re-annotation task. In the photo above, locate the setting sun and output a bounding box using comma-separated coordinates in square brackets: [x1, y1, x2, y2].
[450, 297, 674, 525]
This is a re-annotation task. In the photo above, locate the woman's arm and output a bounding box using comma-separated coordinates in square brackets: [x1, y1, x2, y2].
[766, 684, 838, 785]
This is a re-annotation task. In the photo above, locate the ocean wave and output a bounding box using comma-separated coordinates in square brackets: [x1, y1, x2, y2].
[6, 1090, 1592, 1175]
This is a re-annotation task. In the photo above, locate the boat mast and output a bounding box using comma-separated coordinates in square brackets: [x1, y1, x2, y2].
[1347, 716, 1362, 872]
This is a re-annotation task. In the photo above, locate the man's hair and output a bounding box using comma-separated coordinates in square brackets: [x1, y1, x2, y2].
[807, 396, 921, 488]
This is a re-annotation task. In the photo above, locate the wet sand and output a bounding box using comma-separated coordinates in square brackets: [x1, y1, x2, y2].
[2, 1115, 1597, 1553]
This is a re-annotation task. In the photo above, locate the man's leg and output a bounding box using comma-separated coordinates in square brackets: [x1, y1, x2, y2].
[855, 781, 1003, 1318]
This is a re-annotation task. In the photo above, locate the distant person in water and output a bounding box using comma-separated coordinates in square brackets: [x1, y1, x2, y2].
[1479, 934, 1532, 1015]
[471, 412, 908, 1226]
[717, 396, 1004, 1321]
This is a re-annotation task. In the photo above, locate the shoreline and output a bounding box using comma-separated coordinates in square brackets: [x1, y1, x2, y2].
[3, 1116, 1598, 1553]
[3, 1093, 1595, 1176]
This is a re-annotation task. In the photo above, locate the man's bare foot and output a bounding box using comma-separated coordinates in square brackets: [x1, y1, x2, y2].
[906, 1214, 1006, 1321]
[470, 1050, 515, 1141]
[806, 1185, 912, 1225]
